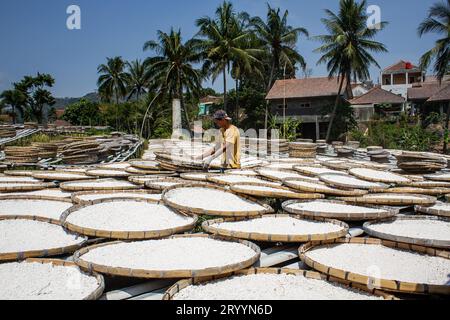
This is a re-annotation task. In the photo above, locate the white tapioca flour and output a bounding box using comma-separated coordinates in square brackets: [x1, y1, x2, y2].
[296, 167, 344, 176]
[233, 185, 296, 195]
[367, 218, 450, 242]
[0, 199, 73, 220]
[0, 219, 86, 253]
[165, 187, 266, 212]
[306, 243, 450, 285]
[34, 173, 89, 180]
[173, 273, 383, 300]
[321, 174, 385, 189]
[212, 216, 344, 235]
[258, 170, 308, 181]
[1, 189, 71, 199]
[79, 237, 257, 271]
[76, 192, 161, 202]
[0, 262, 100, 300]
[350, 168, 410, 184]
[0, 176, 40, 183]
[209, 175, 279, 186]
[61, 179, 137, 190]
[65, 201, 194, 232]
[285, 201, 384, 215]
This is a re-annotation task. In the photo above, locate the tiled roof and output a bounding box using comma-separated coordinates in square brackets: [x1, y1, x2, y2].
[408, 82, 448, 101]
[427, 84, 450, 103]
[266, 77, 344, 100]
[349, 87, 405, 105]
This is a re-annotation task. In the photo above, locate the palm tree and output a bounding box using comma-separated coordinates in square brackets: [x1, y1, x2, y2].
[418, 0, 450, 83]
[251, 5, 309, 129]
[315, 0, 387, 142]
[97, 57, 129, 105]
[196, 1, 261, 113]
[143, 29, 203, 132]
[0, 89, 27, 124]
[97, 57, 129, 130]
[126, 59, 149, 101]
[251, 5, 309, 93]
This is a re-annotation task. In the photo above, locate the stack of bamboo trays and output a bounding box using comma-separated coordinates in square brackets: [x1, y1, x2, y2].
[396, 151, 447, 173]
[4, 146, 40, 163]
[289, 142, 317, 158]
[242, 138, 289, 156]
[60, 141, 101, 165]
[0, 126, 16, 138]
[367, 146, 391, 163]
[32, 142, 58, 159]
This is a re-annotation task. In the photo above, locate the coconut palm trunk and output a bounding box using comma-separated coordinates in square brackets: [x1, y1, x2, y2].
[172, 98, 182, 132]
[223, 67, 228, 113]
[444, 101, 450, 154]
[325, 76, 346, 142]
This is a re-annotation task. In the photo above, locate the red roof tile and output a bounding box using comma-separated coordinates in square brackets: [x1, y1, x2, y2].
[266, 77, 345, 100]
[383, 60, 421, 73]
[349, 87, 405, 105]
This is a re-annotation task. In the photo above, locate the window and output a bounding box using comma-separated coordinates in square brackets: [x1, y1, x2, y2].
[277, 104, 287, 110]
[299, 102, 311, 108]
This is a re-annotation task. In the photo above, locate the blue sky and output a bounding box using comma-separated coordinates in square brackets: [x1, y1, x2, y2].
[0, 0, 441, 98]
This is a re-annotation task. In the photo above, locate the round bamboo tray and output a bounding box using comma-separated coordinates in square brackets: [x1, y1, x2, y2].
[162, 267, 398, 300]
[299, 238, 450, 295]
[72, 190, 161, 205]
[283, 178, 368, 197]
[230, 183, 324, 200]
[31, 171, 95, 181]
[293, 166, 345, 177]
[256, 169, 309, 182]
[144, 178, 186, 191]
[23, 258, 105, 300]
[129, 173, 179, 185]
[224, 169, 258, 177]
[202, 214, 349, 243]
[399, 180, 450, 188]
[125, 167, 166, 175]
[73, 234, 261, 279]
[375, 187, 450, 196]
[180, 172, 209, 182]
[61, 198, 197, 240]
[416, 202, 450, 218]
[60, 179, 140, 192]
[0, 182, 56, 193]
[282, 200, 398, 221]
[318, 173, 389, 191]
[3, 170, 37, 177]
[206, 174, 279, 187]
[349, 168, 411, 184]
[424, 173, 450, 182]
[0, 216, 88, 262]
[162, 183, 274, 217]
[85, 169, 131, 178]
[128, 160, 161, 170]
[363, 216, 450, 249]
[96, 163, 131, 171]
[339, 194, 437, 206]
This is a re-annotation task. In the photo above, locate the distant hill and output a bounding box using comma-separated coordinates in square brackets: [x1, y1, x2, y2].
[53, 92, 100, 109]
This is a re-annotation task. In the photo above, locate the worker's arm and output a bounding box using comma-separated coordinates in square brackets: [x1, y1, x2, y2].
[203, 141, 234, 168]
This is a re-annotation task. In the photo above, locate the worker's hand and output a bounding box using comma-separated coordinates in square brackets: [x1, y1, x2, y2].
[202, 156, 213, 169]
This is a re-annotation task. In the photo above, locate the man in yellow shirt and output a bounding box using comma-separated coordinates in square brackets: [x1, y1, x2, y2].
[199, 110, 241, 170]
